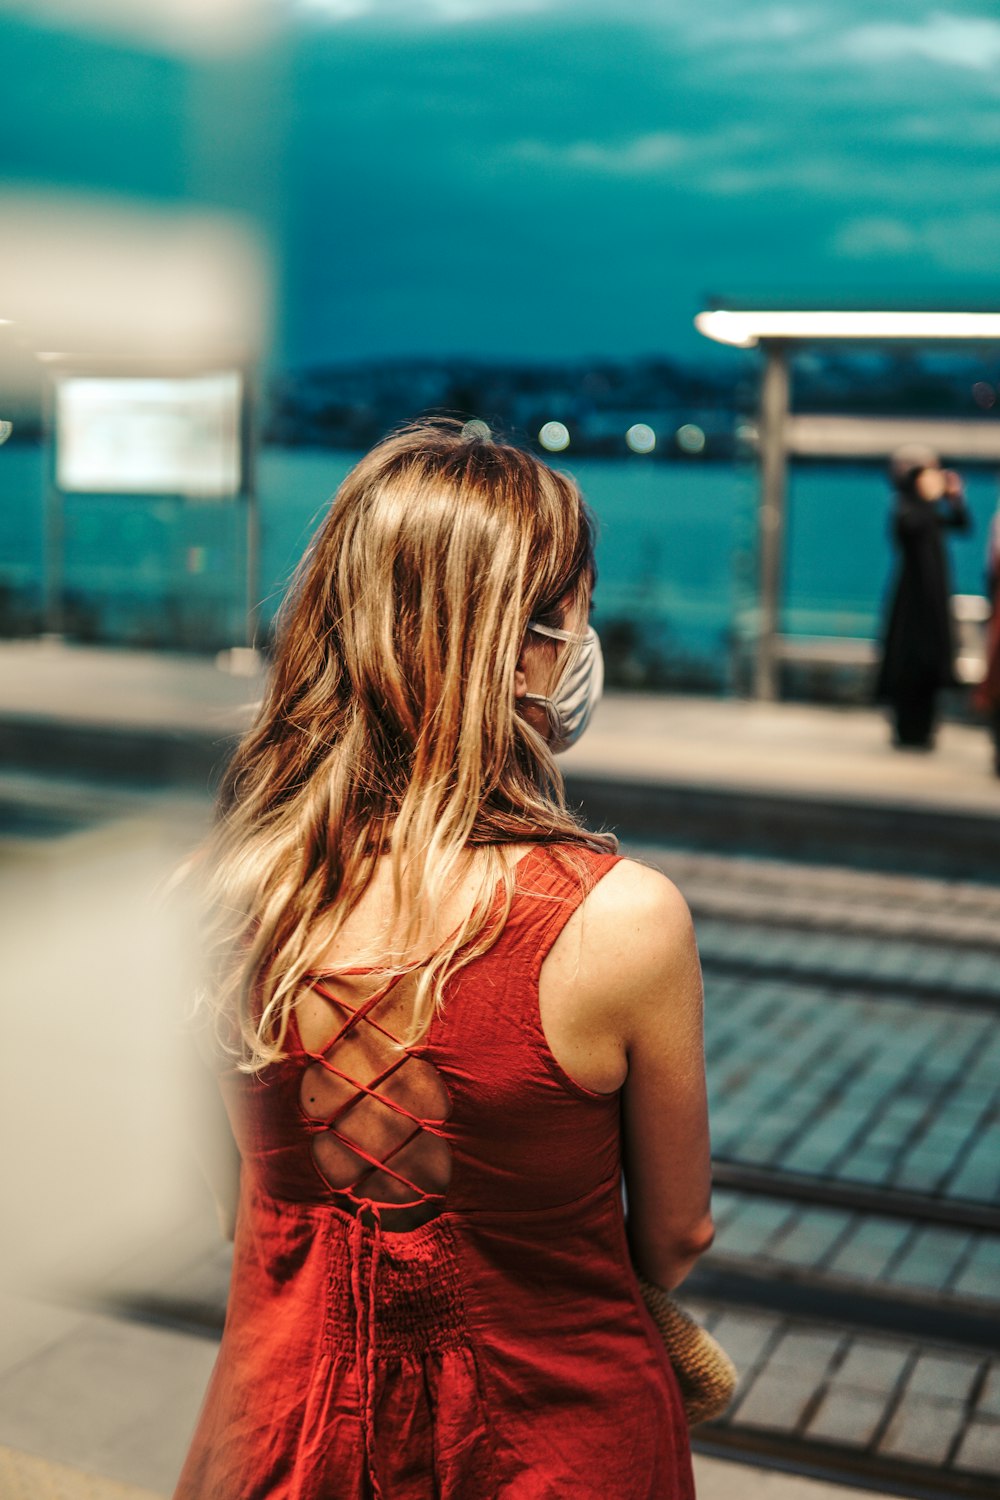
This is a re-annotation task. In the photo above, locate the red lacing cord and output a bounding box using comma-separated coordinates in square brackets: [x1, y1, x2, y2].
[303, 972, 447, 1494]
[349, 1203, 385, 1499]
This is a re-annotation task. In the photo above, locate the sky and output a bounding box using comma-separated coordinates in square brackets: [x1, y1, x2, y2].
[3, 0, 1000, 366]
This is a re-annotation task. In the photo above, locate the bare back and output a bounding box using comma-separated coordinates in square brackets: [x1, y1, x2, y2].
[295, 842, 623, 1098]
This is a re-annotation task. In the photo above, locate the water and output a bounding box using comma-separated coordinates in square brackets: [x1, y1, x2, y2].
[1, 443, 995, 683]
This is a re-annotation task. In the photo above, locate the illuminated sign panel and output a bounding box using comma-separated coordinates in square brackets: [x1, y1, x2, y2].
[55, 372, 242, 496]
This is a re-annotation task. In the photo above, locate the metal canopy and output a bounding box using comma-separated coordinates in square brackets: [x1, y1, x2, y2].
[696, 307, 1000, 699]
[695, 309, 1000, 348]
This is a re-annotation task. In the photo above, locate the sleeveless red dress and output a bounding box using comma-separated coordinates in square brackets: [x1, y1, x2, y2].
[174, 842, 694, 1499]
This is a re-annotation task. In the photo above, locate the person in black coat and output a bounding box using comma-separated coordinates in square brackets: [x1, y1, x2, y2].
[875, 444, 972, 749]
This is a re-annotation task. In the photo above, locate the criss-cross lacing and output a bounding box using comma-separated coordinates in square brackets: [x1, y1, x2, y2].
[297, 970, 453, 1498]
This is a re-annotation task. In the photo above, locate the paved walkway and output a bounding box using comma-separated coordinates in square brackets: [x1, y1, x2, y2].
[0, 637, 997, 812]
[704, 966, 1000, 1201]
[0, 640, 262, 735]
[658, 846, 1000, 951]
[692, 1301, 1000, 1484]
[566, 689, 1000, 815]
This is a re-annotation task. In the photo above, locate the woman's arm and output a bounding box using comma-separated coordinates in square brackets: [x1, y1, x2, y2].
[940, 497, 973, 534]
[939, 471, 973, 534]
[572, 860, 714, 1289]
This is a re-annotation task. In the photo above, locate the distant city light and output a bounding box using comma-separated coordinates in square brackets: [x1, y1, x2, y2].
[676, 423, 706, 454]
[734, 421, 758, 446]
[0, 420, 12, 446]
[972, 382, 996, 410]
[696, 309, 1000, 348]
[539, 420, 570, 452]
[625, 423, 656, 454]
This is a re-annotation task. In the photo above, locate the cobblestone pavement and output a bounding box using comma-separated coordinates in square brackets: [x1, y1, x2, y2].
[638, 845, 1000, 950]
[621, 843, 1000, 1492]
[709, 1189, 1000, 1307]
[699, 923, 1000, 1003]
[109, 1227, 1000, 1492]
[687, 1301, 1000, 1491]
[704, 971, 1000, 1202]
[637, 843, 1000, 1204]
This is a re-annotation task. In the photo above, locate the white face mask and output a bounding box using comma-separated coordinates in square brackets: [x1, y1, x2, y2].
[522, 620, 604, 754]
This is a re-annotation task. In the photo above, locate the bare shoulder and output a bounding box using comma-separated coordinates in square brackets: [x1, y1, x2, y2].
[550, 858, 700, 1026]
[585, 856, 693, 927]
[539, 857, 701, 1091]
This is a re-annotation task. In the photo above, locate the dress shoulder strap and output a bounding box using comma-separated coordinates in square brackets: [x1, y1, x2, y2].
[510, 841, 623, 981]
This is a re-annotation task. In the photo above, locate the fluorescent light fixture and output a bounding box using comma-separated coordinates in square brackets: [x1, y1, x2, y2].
[695, 310, 1000, 348]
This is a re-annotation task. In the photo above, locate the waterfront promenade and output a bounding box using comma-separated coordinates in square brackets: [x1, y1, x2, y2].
[2, 639, 997, 813]
[1, 638, 998, 1499]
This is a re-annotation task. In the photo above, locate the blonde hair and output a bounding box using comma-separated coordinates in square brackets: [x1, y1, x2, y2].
[205, 418, 615, 1070]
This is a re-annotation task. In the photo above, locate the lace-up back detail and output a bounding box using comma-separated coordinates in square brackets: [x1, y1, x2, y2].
[176, 844, 698, 1500]
[294, 970, 453, 1232]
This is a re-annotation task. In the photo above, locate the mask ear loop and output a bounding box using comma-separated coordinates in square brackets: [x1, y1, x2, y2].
[525, 620, 589, 694]
[522, 621, 589, 738]
[526, 620, 589, 644]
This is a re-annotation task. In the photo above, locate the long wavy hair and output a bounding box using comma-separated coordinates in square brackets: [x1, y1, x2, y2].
[205, 418, 615, 1071]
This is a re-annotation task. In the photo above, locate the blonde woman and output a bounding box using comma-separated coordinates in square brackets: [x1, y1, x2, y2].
[175, 421, 713, 1500]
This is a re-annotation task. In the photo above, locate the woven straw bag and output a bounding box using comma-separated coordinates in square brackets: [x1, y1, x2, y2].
[638, 1278, 737, 1425]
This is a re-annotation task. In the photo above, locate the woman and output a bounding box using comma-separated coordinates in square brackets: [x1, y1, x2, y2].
[875, 444, 972, 749]
[176, 420, 713, 1500]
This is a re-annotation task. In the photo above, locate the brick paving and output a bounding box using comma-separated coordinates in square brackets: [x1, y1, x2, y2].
[710, 1189, 1000, 1307]
[698, 919, 1000, 1000]
[120, 877, 1000, 1493]
[647, 842, 1000, 1487]
[703, 970, 1000, 1204]
[638, 845, 1000, 950]
[686, 1303, 1000, 1486]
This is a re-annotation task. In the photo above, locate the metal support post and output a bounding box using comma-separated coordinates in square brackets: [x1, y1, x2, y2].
[755, 342, 789, 700]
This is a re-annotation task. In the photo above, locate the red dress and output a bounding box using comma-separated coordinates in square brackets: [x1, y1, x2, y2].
[174, 842, 694, 1499]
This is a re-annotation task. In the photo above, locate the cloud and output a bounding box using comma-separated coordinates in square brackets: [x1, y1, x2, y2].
[833, 211, 1000, 273]
[685, 4, 830, 51]
[887, 110, 1000, 143]
[662, 5, 1000, 84]
[834, 217, 920, 257]
[512, 131, 689, 174]
[691, 141, 1000, 207]
[294, 0, 556, 22]
[279, 1, 1000, 359]
[710, 5, 824, 42]
[507, 122, 775, 181]
[843, 11, 1000, 73]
